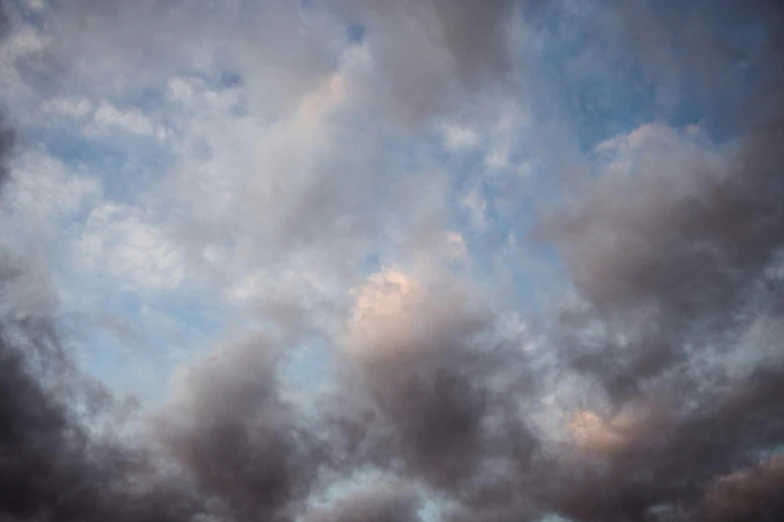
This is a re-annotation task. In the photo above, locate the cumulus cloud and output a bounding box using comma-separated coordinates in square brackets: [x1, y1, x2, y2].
[152, 333, 328, 522]
[89, 101, 163, 139]
[77, 204, 186, 292]
[6, 151, 99, 219]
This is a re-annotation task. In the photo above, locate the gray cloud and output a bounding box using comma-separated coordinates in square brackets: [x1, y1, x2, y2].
[0, 116, 13, 189]
[152, 335, 330, 522]
[0, 11, 209, 519]
[528, 1, 784, 520]
[302, 480, 423, 522]
[540, 1, 784, 399]
[1, 0, 337, 116]
[329, 0, 519, 123]
[0, 86, 208, 522]
[0, 246, 210, 522]
[703, 454, 784, 522]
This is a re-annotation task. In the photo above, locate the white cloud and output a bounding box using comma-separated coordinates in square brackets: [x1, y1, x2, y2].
[344, 267, 488, 365]
[484, 146, 510, 169]
[90, 101, 162, 138]
[25, 0, 46, 12]
[0, 0, 529, 407]
[77, 204, 186, 292]
[593, 121, 722, 181]
[442, 123, 480, 151]
[461, 185, 489, 232]
[39, 96, 94, 119]
[444, 231, 468, 261]
[295, 73, 347, 127]
[225, 267, 331, 308]
[484, 102, 528, 170]
[3, 26, 50, 56]
[155, 54, 382, 280]
[221, 261, 344, 337]
[167, 77, 197, 103]
[0, 25, 52, 104]
[7, 151, 100, 219]
[346, 269, 422, 360]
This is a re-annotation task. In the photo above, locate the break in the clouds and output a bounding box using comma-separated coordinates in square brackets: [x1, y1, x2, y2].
[1, 0, 784, 521]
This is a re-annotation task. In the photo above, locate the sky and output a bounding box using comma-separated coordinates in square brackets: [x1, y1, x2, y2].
[0, 0, 783, 521]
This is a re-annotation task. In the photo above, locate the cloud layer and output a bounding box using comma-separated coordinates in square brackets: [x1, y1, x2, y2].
[1, 1, 784, 522]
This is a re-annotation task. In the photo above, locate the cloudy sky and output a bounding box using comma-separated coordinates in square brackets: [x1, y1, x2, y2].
[1, 0, 784, 521]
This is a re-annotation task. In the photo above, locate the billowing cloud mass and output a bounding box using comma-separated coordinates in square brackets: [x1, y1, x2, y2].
[1, 0, 784, 522]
